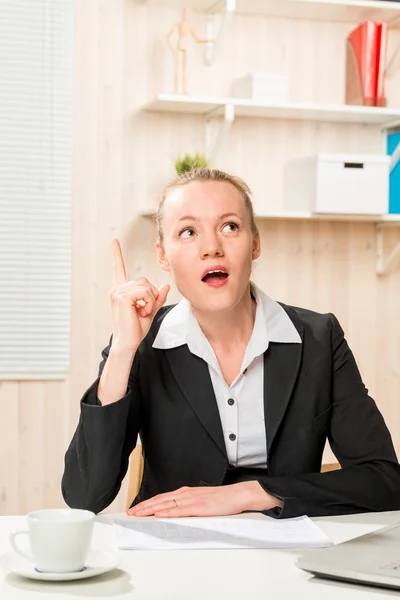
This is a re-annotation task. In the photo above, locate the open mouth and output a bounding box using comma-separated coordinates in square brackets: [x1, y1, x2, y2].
[201, 268, 229, 286]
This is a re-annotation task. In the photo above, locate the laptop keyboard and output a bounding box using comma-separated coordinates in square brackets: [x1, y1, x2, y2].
[378, 560, 400, 576]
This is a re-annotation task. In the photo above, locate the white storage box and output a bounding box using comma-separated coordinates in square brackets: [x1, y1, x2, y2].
[283, 153, 390, 215]
[232, 72, 288, 103]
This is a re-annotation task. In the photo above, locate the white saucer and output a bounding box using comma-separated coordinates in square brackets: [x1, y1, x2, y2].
[0, 548, 119, 581]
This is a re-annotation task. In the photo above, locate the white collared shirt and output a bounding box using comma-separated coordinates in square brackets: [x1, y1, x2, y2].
[152, 283, 302, 468]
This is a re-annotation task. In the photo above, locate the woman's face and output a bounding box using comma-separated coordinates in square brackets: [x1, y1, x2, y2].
[157, 180, 261, 313]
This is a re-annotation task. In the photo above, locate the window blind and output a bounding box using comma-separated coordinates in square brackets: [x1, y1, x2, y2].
[0, 0, 73, 379]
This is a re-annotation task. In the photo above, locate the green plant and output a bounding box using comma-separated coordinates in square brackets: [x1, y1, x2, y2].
[174, 152, 209, 175]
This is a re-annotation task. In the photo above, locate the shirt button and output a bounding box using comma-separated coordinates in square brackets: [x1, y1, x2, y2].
[243, 368, 248, 374]
[229, 433, 236, 441]
[228, 398, 235, 406]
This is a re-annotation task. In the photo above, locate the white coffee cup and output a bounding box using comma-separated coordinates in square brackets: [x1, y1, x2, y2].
[9, 509, 95, 573]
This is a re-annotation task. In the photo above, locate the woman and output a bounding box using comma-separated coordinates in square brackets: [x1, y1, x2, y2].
[62, 168, 400, 519]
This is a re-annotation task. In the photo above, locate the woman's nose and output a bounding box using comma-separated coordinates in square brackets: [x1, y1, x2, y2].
[200, 234, 224, 258]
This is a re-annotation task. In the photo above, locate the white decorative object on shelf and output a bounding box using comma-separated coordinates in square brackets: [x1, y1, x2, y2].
[284, 153, 391, 215]
[232, 73, 289, 103]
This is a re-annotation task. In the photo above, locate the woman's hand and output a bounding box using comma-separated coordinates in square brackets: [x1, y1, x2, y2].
[110, 239, 170, 353]
[127, 482, 282, 518]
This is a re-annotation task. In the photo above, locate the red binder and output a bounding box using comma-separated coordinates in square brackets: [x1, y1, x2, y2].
[376, 23, 388, 107]
[346, 21, 388, 107]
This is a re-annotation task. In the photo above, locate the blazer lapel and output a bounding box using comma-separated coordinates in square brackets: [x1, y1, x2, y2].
[264, 308, 304, 456]
[166, 345, 227, 460]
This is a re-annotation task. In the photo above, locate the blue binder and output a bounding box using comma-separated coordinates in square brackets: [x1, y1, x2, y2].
[388, 132, 400, 214]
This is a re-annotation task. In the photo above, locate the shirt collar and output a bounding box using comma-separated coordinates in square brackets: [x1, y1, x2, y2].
[152, 282, 301, 352]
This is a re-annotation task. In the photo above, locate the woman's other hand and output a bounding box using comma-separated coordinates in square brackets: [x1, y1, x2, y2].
[127, 482, 282, 518]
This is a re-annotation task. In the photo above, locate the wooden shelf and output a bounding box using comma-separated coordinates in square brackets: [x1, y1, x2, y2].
[140, 208, 400, 225]
[145, 95, 400, 126]
[142, 0, 400, 26]
[256, 212, 400, 225]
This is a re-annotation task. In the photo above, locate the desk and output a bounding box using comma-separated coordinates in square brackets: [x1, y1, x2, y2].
[1, 511, 400, 599]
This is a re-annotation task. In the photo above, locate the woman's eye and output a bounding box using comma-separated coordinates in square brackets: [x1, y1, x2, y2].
[179, 228, 195, 238]
[222, 222, 239, 232]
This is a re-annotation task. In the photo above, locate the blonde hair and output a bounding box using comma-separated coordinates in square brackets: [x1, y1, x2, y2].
[156, 168, 257, 244]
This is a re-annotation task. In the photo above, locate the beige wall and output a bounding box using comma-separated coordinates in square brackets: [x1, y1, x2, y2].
[1, 0, 400, 515]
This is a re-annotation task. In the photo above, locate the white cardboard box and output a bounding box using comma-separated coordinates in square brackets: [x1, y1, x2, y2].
[283, 153, 390, 215]
[232, 72, 288, 102]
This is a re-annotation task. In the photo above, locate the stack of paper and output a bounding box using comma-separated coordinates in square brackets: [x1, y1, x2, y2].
[114, 515, 332, 551]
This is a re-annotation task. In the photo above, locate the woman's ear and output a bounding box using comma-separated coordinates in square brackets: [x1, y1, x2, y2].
[252, 229, 261, 261]
[156, 242, 171, 272]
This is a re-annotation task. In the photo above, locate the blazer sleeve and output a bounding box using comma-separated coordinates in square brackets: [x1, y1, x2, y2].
[258, 313, 400, 519]
[61, 338, 142, 514]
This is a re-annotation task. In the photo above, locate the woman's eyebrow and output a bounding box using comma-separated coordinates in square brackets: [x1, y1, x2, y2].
[177, 212, 242, 222]
[177, 215, 199, 222]
[219, 212, 242, 220]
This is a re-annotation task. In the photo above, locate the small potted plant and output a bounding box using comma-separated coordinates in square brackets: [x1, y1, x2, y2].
[174, 152, 209, 175]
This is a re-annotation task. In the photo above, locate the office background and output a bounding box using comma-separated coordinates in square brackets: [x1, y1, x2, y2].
[0, 0, 400, 516]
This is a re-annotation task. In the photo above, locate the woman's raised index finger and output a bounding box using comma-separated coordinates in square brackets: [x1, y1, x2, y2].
[112, 238, 127, 285]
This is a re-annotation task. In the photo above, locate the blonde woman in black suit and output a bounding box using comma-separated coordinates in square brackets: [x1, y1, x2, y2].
[62, 169, 400, 519]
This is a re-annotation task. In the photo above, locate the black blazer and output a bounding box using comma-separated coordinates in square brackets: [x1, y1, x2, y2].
[62, 303, 400, 518]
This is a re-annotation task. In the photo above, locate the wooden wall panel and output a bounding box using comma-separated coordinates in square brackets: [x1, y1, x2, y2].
[1, 0, 399, 514]
[43, 382, 70, 509]
[18, 382, 45, 514]
[0, 383, 19, 515]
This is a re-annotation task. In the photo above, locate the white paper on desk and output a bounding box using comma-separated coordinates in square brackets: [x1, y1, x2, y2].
[113, 515, 332, 550]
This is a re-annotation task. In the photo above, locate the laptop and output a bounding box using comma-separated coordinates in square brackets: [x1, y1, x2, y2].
[296, 522, 400, 590]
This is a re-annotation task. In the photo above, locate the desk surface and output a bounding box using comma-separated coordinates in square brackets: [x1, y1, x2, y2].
[1, 511, 400, 599]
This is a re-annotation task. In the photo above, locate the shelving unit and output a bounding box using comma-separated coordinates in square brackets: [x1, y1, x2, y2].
[142, 0, 400, 275]
[141, 0, 400, 26]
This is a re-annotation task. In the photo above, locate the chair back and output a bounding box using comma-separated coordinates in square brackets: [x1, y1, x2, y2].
[321, 462, 341, 472]
[126, 444, 144, 510]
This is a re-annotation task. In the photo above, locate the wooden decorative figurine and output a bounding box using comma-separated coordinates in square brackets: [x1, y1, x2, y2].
[166, 8, 209, 95]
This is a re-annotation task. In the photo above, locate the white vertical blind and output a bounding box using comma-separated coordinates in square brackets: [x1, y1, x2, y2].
[0, 0, 73, 379]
